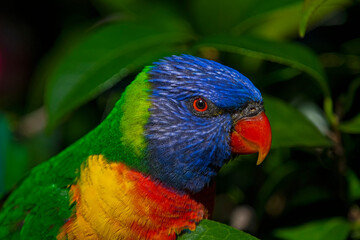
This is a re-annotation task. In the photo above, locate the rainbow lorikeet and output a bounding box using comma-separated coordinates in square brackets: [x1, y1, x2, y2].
[0, 55, 271, 239]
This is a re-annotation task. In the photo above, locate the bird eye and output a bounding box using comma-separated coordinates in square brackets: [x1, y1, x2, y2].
[193, 98, 208, 112]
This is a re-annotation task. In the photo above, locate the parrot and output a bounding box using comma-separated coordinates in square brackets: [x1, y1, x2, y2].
[0, 54, 271, 239]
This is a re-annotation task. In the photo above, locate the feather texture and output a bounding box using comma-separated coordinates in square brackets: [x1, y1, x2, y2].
[57, 155, 206, 240]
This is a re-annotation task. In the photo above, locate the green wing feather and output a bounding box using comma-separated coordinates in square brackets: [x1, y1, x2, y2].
[0, 68, 151, 239]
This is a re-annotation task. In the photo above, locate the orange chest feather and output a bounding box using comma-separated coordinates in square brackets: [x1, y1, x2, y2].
[57, 155, 207, 240]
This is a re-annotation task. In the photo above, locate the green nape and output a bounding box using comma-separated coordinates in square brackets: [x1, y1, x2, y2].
[0, 67, 152, 239]
[119, 66, 152, 158]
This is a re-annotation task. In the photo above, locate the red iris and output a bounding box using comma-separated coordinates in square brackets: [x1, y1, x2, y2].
[193, 98, 208, 112]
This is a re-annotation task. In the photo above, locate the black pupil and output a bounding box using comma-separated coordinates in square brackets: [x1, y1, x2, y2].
[196, 99, 206, 109]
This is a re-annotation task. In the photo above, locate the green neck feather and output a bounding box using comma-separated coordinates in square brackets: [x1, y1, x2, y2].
[119, 66, 152, 158]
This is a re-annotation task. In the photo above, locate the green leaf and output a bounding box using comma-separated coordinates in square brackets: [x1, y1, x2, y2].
[195, 35, 330, 97]
[231, 0, 302, 38]
[274, 217, 350, 240]
[299, 0, 328, 37]
[264, 96, 331, 148]
[241, 1, 304, 40]
[288, 186, 332, 207]
[340, 114, 360, 134]
[261, 68, 301, 87]
[189, 0, 254, 35]
[342, 77, 360, 114]
[191, 0, 309, 39]
[45, 21, 193, 128]
[178, 220, 259, 240]
[299, 0, 352, 37]
[346, 170, 360, 202]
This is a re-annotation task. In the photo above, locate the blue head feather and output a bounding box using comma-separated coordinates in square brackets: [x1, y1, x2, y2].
[145, 54, 262, 193]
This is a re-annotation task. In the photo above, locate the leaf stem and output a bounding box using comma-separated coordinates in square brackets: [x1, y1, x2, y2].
[324, 97, 337, 128]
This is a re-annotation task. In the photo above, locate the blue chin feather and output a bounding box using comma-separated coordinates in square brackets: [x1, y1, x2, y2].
[145, 54, 262, 193]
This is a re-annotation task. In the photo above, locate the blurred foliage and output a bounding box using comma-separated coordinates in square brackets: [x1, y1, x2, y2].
[0, 0, 360, 239]
[179, 219, 259, 240]
[274, 217, 351, 240]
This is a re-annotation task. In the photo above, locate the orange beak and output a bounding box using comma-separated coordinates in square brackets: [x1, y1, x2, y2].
[230, 112, 272, 165]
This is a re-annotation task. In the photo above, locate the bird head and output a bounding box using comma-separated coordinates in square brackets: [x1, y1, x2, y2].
[141, 55, 271, 193]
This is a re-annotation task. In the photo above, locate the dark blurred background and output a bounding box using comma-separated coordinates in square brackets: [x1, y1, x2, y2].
[0, 0, 360, 239]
